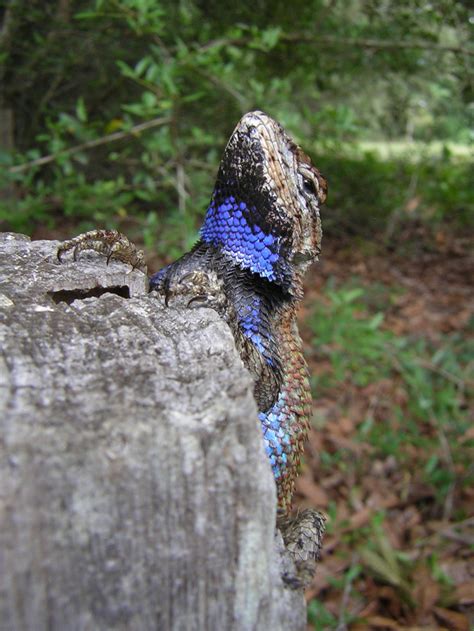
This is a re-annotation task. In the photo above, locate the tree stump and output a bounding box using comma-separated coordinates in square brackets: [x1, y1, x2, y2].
[0, 233, 307, 631]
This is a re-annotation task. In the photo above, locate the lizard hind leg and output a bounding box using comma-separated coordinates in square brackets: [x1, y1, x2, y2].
[57, 229, 147, 272]
[278, 508, 326, 589]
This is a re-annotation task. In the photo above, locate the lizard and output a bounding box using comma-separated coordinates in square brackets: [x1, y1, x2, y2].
[57, 111, 327, 586]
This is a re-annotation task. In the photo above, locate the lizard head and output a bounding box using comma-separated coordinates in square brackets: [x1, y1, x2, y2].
[200, 111, 327, 298]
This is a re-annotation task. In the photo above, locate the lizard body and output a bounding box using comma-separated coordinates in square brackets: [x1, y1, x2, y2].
[149, 111, 327, 513]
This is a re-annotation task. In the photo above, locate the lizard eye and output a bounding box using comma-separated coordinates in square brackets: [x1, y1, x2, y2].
[303, 177, 317, 196]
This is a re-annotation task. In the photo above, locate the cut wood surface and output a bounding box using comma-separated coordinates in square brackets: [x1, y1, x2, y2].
[0, 233, 306, 631]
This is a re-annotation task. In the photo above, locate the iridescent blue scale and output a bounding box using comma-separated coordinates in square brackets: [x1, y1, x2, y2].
[259, 393, 293, 482]
[236, 295, 276, 367]
[201, 194, 280, 281]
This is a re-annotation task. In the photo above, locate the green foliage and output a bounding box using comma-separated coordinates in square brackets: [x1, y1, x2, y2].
[0, 0, 472, 249]
[309, 280, 473, 499]
[307, 599, 337, 630]
[358, 513, 415, 605]
[313, 149, 473, 238]
[310, 285, 391, 386]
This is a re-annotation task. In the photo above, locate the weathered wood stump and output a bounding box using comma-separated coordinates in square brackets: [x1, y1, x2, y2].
[0, 233, 306, 631]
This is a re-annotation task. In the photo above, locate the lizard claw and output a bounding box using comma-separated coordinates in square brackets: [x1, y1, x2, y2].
[186, 295, 211, 309]
[161, 270, 229, 315]
[57, 229, 147, 273]
[163, 278, 172, 307]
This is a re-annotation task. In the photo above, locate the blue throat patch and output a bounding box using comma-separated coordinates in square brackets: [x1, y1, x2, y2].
[200, 194, 280, 281]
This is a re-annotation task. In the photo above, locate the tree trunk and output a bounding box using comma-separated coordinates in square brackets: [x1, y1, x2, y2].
[0, 233, 307, 631]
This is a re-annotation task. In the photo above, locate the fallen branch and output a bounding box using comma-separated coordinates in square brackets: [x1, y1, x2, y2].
[8, 115, 171, 174]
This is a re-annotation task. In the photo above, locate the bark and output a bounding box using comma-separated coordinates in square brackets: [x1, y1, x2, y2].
[0, 233, 306, 631]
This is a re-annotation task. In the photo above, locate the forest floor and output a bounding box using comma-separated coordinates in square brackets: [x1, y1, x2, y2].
[292, 231, 473, 630]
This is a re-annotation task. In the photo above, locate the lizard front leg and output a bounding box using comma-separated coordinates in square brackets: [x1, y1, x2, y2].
[57, 229, 147, 273]
[159, 269, 231, 317]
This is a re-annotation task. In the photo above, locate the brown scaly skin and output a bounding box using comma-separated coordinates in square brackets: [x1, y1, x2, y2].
[57, 111, 327, 587]
[274, 311, 313, 512]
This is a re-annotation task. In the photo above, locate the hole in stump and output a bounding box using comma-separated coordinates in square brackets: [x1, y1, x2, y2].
[48, 285, 130, 305]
